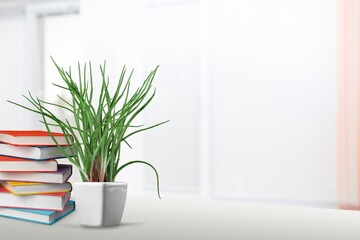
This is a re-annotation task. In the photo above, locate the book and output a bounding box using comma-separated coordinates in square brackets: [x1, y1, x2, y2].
[0, 156, 57, 172]
[1, 181, 72, 195]
[0, 186, 70, 211]
[0, 130, 73, 146]
[0, 200, 75, 225]
[0, 143, 75, 160]
[0, 164, 72, 183]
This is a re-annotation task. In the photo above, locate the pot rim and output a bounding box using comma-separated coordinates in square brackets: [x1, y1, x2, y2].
[73, 182, 128, 186]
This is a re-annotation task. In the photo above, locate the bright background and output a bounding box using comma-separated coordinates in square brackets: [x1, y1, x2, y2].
[0, 0, 339, 207]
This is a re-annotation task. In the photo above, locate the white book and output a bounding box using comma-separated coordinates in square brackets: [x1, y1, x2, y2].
[0, 164, 72, 183]
[0, 186, 70, 211]
[0, 200, 75, 225]
[0, 143, 74, 160]
[0, 156, 57, 172]
[0, 130, 73, 146]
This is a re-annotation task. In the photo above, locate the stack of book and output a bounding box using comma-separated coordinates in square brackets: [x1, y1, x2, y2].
[0, 130, 75, 225]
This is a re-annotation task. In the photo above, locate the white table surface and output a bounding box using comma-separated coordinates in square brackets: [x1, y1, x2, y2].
[1, 196, 360, 240]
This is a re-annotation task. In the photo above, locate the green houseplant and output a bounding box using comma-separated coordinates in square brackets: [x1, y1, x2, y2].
[9, 58, 168, 226]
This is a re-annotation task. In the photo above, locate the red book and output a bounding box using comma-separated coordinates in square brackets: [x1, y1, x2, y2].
[0, 130, 73, 146]
[0, 156, 57, 172]
[0, 186, 70, 211]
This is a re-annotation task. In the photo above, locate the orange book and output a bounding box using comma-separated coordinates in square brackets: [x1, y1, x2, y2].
[1, 181, 72, 195]
[0, 130, 73, 146]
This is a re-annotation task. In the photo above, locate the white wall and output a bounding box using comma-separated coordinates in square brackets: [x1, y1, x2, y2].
[142, 1, 201, 192]
[139, 0, 338, 205]
[0, 14, 34, 129]
[42, 14, 82, 104]
[0, 0, 339, 206]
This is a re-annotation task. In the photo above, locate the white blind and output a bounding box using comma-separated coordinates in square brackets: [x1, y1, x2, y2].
[209, 0, 338, 206]
[143, 2, 201, 191]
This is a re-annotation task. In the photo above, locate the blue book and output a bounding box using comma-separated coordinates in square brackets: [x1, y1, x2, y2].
[0, 200, 75, 225]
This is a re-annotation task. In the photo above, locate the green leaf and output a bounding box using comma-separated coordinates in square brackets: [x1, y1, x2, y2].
[117, 160, 161, 199]
[8, 59, 168, 197]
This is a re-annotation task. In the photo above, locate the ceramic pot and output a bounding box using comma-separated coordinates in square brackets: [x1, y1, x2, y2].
[73, 182, 127, 227]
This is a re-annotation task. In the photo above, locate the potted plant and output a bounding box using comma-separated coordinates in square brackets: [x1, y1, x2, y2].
[9, 58, 168, 227]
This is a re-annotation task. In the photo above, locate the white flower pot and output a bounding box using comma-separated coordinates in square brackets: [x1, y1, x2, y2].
[73, 182, 127, 227]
